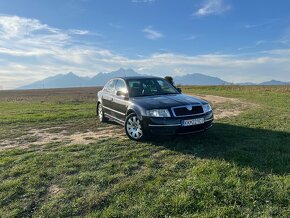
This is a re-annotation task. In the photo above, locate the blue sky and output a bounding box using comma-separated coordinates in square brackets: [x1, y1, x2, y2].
[0, 0, 290, 89]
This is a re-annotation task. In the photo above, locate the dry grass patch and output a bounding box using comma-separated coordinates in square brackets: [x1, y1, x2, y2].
[0, 124, 126, 150]
[195, 94, 257, 119]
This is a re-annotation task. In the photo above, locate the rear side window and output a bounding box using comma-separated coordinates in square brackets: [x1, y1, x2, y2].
[104, 79, 116, 93]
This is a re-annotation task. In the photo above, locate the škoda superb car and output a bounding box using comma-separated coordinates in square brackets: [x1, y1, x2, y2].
[97, 76, 213, 141]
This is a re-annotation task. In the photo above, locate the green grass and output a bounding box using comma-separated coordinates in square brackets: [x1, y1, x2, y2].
[0, 102, 95, 124]
[0, 86, 289, 217]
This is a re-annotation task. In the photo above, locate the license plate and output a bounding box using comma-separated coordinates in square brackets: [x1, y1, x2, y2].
[182, 118, 204, 126]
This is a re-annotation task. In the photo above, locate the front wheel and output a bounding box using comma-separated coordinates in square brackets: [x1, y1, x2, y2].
[125, 113, 145, 141]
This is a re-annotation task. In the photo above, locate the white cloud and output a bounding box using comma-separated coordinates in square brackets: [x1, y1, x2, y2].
[256, 40, 267, 45]
[244, 24, 260, 29]
[68, 29, 90, 35]
[108, 23, 122, 29]
[277, 27, 290, 45]
[261, 49, 290, 56]
[142, 26, 164, 40]
[194, 0, 231, 17]
[243, 19, 279, 29]
[131, 0, 156, 3]
[0, 15, 51, 39]
[185, 35, 199, 40]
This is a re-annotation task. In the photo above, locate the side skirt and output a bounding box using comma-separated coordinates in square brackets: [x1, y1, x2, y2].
[104, 113, 125, 126]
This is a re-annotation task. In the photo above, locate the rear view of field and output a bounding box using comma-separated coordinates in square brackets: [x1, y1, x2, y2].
[0, 86, 289, 217]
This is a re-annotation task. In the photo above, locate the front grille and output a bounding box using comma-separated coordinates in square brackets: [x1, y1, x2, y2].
[172, 105, 203, 117]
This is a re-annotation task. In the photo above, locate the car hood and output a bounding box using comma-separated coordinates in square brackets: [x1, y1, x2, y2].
[131, 94, 207, 109]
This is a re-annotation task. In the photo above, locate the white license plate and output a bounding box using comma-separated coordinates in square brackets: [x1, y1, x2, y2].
[182, 118, 204, 126]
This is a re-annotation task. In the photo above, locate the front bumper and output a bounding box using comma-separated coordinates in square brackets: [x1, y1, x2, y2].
[142, 111, 213, 135]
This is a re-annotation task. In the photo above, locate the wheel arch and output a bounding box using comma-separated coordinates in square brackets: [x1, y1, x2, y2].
[126, 105, 143, 120]
[126, 109, 135, 116]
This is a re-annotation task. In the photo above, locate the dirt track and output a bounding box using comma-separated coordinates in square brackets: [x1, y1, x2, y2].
[196, 94, 256, 119]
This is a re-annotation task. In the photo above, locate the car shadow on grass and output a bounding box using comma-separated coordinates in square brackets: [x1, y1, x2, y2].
[148, 123, 290, 175]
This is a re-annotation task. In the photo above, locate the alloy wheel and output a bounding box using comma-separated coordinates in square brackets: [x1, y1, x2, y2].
[126, 115, 143, 140]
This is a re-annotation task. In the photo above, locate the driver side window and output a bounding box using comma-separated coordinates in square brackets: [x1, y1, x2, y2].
[115, 79, 128, 93]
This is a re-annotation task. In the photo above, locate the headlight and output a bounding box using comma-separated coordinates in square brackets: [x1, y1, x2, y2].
[146, 109, 171, 117]
[202, 104, 212, 113]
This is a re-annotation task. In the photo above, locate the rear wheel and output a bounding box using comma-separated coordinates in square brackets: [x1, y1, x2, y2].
[97, 102, 108, 122]
[125, 113, 145, 141]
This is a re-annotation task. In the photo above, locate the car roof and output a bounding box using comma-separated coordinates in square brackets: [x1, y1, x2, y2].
[114, 76, 162, 81]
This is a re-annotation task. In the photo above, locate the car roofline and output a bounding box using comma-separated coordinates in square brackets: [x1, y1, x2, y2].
[114, 76, 163, 81]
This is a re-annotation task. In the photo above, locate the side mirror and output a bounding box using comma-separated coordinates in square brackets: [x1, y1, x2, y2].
[176, 87, 182, 93]
[116, 90, 128, 99]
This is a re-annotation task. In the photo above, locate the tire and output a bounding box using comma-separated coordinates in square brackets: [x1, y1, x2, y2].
[97, 102, 108, 122]
[125, 113, 145, 141]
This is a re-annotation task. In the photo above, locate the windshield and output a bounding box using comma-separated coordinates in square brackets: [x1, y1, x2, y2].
[127, 78, 179, 97]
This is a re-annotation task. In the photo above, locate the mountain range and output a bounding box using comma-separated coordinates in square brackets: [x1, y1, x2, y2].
[18, 68, 290, 89]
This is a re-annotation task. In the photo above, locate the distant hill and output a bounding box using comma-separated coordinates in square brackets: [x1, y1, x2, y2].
[237, 80, 290, 86]
[19, 72, 87, 89]
[18, 68, 140, 89]
[175, 73, 229, 85]
[18, 69, 290, 89]
[259, 80, 290, 85]
[237, 82, 257, 86]
[86, 68, 140, 86]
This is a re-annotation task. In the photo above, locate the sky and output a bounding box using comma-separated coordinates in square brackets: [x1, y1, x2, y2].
[0, 0, 290, 89]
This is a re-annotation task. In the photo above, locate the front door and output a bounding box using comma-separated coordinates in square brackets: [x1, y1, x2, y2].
[111, 79, 129, 122]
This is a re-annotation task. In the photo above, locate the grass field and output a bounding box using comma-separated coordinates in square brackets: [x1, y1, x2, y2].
[0, 86, 289, 217]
